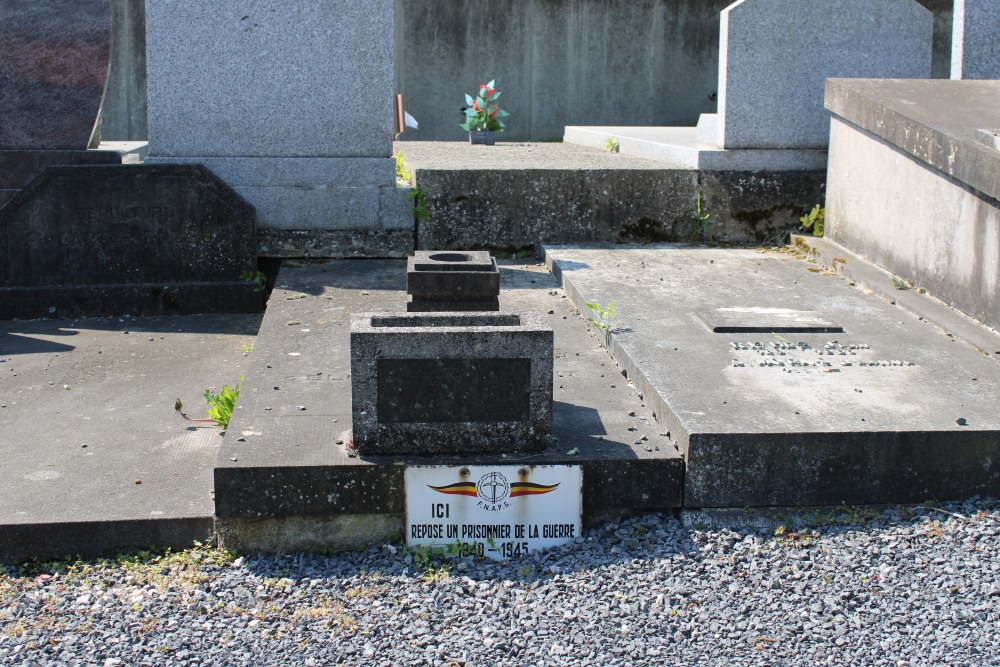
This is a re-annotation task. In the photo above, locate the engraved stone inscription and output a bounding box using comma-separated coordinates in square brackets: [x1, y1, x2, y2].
[729, 341, 916, 371]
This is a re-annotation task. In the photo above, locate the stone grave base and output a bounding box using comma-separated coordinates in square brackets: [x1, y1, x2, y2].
[214, 259, 683, 553]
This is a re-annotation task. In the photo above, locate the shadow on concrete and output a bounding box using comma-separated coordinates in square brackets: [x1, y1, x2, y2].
[0, 314, 261, 358]
[497, 265, 561, 291]
[278, 259, 407, 295]
[0, 328, 79, 356]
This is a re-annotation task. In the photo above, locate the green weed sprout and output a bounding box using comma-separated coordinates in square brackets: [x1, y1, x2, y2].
[799, 204, 825, 237]
[175, 376, 243, 430]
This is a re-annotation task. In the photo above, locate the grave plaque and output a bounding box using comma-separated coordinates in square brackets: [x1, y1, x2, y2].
[377, 358, 531, 423]
[0, 0, 112, 149]
[406, 465, 582, 560]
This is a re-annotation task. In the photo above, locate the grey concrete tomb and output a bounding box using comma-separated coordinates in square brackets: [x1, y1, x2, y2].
[350, 312, 553, 455]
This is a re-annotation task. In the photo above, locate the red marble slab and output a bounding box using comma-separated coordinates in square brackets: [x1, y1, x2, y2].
[0, 0, 112, 149]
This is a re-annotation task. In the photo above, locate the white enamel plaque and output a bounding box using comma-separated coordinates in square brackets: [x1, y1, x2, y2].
[405, 464, 583, 560]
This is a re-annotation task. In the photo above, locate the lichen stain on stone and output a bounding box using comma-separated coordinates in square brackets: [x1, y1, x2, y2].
[617, 217, 679, 243]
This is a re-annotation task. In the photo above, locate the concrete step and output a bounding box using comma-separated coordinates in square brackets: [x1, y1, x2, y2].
[544, 244, 1000, 508]
[213, 259, 684, 553]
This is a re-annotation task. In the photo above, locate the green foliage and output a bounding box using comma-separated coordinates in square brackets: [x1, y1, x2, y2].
[239, 270, 266, 293]
[585, 299, 617, 332]
[407, 187, 431, 223]
[606, 137, 620, 153]
[799, 204, 825, 237]
[460, 79, 510, 133]
[394, 151, 411, 182]
[585, 299, 617, 349]
[892, 275, 914, 290]
[690, 194, 712, 243]
[203, 377, 242, 430]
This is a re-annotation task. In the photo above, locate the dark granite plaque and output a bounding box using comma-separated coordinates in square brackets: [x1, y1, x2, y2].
[0, 0, 112, 149]
[377, 358, 531, 423]
[0, 164, 261, 317]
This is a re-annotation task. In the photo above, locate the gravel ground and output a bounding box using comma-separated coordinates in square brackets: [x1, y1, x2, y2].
[2, 498, 999, 667]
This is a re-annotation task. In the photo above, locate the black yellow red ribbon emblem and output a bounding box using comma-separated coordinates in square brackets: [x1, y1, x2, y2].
[428, 481, 560, 497]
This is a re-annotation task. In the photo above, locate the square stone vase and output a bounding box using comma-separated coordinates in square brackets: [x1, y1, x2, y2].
[350, 312, 553, 455]
[469, 131, 497, 145]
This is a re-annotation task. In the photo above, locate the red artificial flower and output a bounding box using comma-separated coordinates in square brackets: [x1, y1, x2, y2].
[472, 100, 480, 111]
[487, 88, 495, 96]
[490, 110, 497, 118]
[480, 84, 487, 89]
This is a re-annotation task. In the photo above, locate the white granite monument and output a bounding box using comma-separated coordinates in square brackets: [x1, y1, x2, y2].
[144, 0, 412, 257]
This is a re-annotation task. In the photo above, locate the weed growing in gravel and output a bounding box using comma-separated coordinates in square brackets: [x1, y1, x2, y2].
[421, 566, 452, 584]
[773, 525, 820, 548]
[19, 541, 238, 593]
[4, 619, 26, 638]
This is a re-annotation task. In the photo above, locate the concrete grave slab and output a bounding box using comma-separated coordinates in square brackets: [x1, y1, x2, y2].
[0, 149, 124, 210]
[0, 313, 260, 563]
[545, 244, 1000, 508]
[402, 141, 826, 247]
[825, 78, 1000, 330]
[0, 0, 112, 149]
